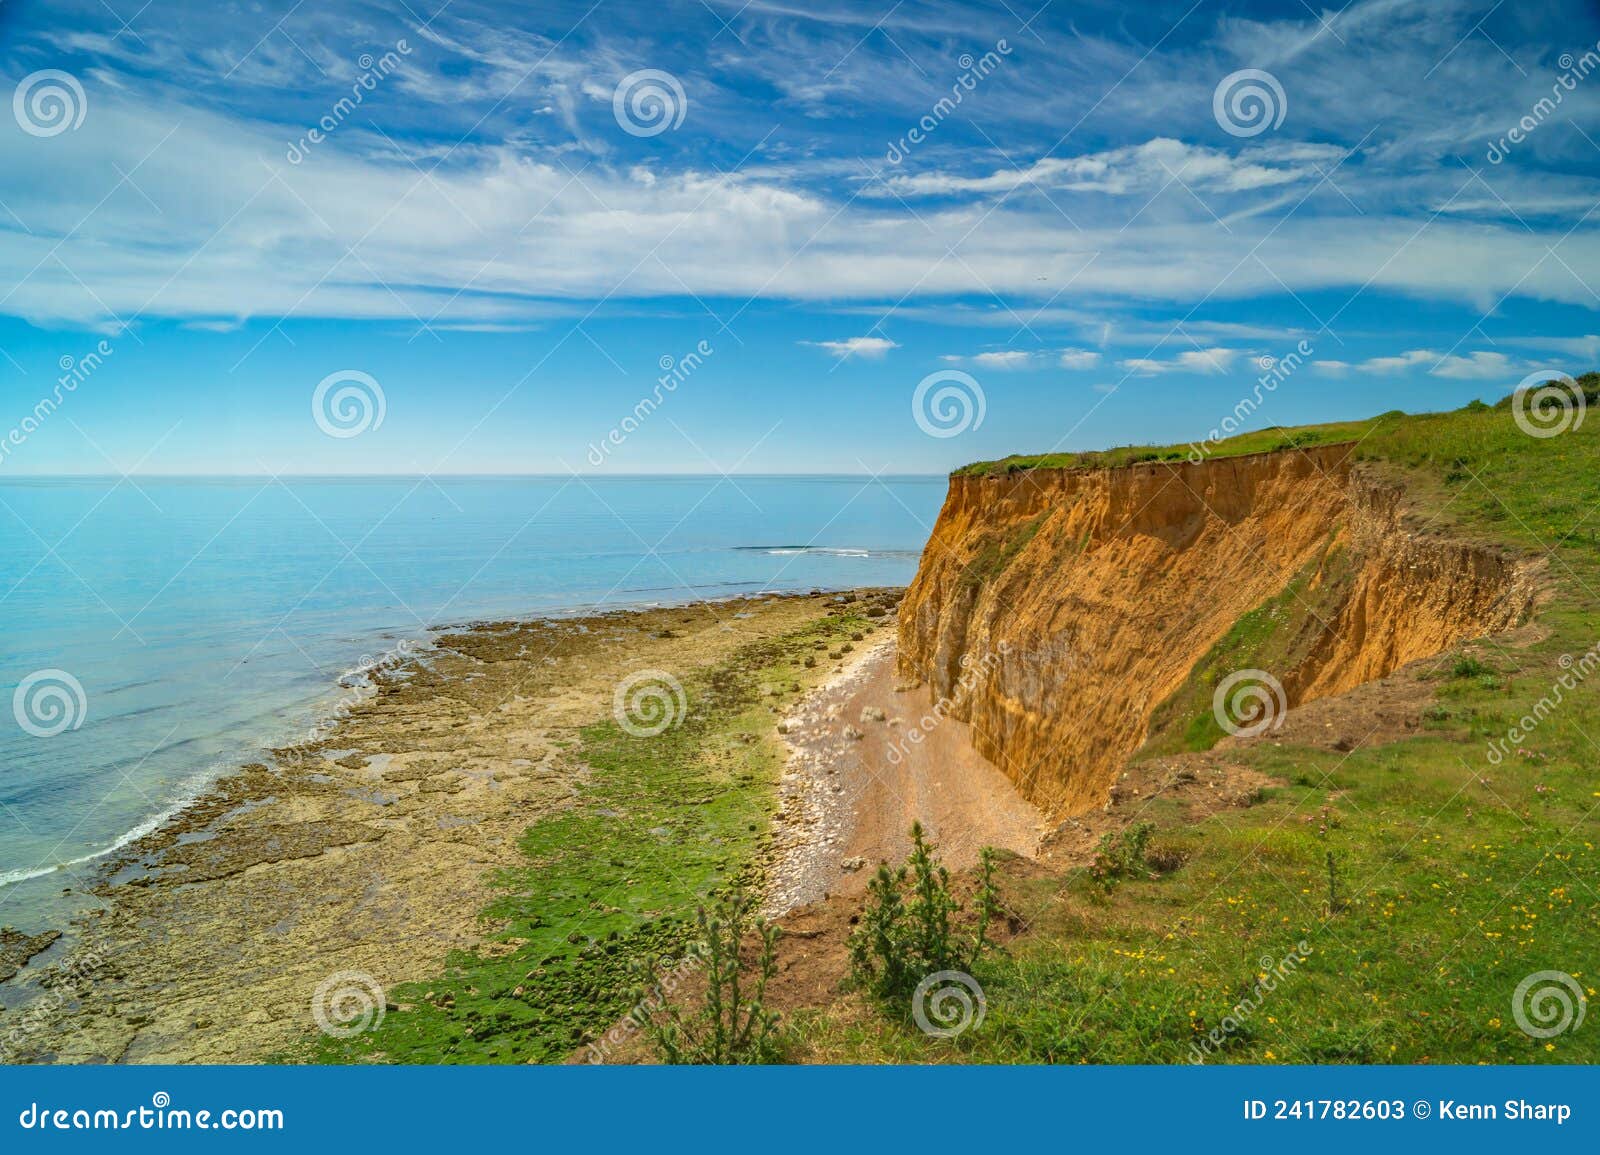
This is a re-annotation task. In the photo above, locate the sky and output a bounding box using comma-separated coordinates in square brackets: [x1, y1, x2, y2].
[1, 0, 1599, 474]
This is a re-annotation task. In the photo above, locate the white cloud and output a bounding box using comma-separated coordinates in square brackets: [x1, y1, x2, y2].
[940, 348, 1101, 370]
[5, 79, 1600, 329]
[804, 335, 898, 358]
[1428, 351, 1522, 380]
[972, 351, 1034, 369]
[1356, 349, 1524, 379]
[1357, 350, 1436, 374]
[867, 138, 1346, 200]
[1121, 347, 1240, 375]
[1501, 334, 1600, 363]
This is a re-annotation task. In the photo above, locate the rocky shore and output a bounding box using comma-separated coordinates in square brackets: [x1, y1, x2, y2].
[2, 590, 898, 1064]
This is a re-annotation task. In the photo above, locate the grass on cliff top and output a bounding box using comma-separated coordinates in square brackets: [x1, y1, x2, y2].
[953, 371, 1600, 478]
[305, 603, 880, 1064]
[953, 419, 1379, 476]
[799, 385, 1600, 1065]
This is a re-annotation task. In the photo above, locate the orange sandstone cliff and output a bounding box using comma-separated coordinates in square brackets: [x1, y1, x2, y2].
[896, 445, 1539, 817]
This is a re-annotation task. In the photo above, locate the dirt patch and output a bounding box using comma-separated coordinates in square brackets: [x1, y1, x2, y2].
[766, 638, 1048, 916]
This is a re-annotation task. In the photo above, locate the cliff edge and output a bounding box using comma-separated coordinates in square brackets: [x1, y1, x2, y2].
[897, 444, 1540, 816]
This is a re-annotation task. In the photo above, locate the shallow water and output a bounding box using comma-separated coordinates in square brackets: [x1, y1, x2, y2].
[0, 474, 942, 929]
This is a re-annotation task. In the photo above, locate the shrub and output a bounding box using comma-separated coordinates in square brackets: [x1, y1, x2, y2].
[1324, 850, 1346, 915]
[1451, 656, 1491, 679]
[639, 885, 784, 1064]
[1088, 821, 1156, 889]
[848, 823, 1001, 1006]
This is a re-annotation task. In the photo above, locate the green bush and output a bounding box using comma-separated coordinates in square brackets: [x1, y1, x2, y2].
[1088, 821, 1156, 889]
[640, 885, 785, 1064]
[848, 823, 1001, 1007]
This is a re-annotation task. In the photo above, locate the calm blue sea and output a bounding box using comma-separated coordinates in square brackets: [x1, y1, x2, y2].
[0, 475, 944, 931]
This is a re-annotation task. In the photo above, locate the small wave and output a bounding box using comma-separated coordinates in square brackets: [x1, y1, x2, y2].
[0, 797, 191, 889]
[335, 637, 434, 689]
[734, 545, 873, 558]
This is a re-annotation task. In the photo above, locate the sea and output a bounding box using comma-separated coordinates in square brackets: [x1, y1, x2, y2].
[0, 475, 945, 933]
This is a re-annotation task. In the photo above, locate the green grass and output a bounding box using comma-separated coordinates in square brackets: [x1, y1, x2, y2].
[954, 421, 1378, 477]
[1142, 543, 1354, 755]
[959, 511, 1049, 589]
[955, 372, 1600, 481]
[306, 608, 873, 1063]
[803, 380, 1600, 1065]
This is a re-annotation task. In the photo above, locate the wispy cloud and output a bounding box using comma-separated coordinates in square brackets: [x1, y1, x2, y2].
[804, 335, 899, 358]
[1501, 334, 1600, 362]
[0, 0, 1595, 342]
[867, 139, 1347, 199]
[1356, 349, 1527, 379]
[1121, 348, 1241, 375]
[938, 348, 1103, 371]
[972, 350, 1033, 369]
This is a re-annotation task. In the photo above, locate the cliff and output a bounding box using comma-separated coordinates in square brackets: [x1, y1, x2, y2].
[897, 444, 1539, 816]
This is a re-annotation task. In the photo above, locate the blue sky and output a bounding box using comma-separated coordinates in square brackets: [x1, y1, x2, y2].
[1, 0, 1599, 474]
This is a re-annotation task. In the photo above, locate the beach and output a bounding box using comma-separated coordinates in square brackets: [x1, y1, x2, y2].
[4, 589, 911, 1063]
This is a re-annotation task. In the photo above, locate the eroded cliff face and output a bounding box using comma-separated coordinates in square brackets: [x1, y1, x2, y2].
[897, 445, 1538, 816]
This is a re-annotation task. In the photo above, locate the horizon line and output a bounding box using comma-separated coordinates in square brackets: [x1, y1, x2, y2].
[0, 471, 954, 481]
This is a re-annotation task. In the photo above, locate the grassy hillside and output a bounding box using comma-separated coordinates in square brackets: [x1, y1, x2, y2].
[801, 378, 1600, 1064]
